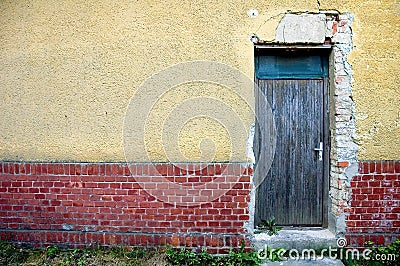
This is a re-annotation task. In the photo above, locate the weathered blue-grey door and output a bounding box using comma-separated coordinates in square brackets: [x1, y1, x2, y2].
[254, 48, 330, 227]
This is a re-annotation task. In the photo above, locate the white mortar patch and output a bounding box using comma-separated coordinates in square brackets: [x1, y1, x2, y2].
[275, 13, 327, 43]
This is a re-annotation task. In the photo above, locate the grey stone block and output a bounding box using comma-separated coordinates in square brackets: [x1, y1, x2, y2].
[275, 14, 327, 43]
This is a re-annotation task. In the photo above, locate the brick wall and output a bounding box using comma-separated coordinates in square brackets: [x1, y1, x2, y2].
[345, 161, 400, 246]
[2, 160, 400, 250]
[0, 162, 252, 253]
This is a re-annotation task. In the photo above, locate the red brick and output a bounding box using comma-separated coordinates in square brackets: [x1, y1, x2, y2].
[34, 164, 43, 174]
[25, 164, 31, 174]
[381, 180, 393, 187]
[173, 165, 181, 176]
[123, 165, 131, 176]
[239, 176, 250, 182]
[183, 221, 195, 227]
[174, 177, 186, 183]
[72, 201, 83, 207]
[232, 183, 243, 189]
[393, 193, 400, 200]
[348, 214, 360, 220]
[238, 202, 247, 208]
[98, 164, 105, 176]
[22, 181, 32, 187]
[239, 215, 249, 220]
[215, 164, 222, 175]
[382, 161, 390, 173]
[105, 164, 112, 176]
[18, 164, 26, 174]
[121, 183, 132, 189]
[351, 200, 361, 207]
[196, 221, 207, 227]
[218, 196, 232, 202]
[238, 189, 250, 195]
[206, 165, 214, 176]
[4, 163, 13, 174]
[79, 165, 87, 175]
[368, 181, 380, 187]
[170, 209, 182, 215]
[356, 181, 368, 187]
[222, 203, 235, 209]
[207, 209, 219, 215]
[219, 209, 231, 215]
[188, 176, 200, 182]
[360, 174, 374, 181]
[354, 194, 367, 200]
[375, 162, 383, 174]
[54, 164, 63, 175]
[171, 235, 179, 246]
[34, 194, 45, 200]
[208, 221, 219, 227]
[247, 166, 253, 175]
[395, 162, 400, 173]
[367, 194, 379, 200]
[358, 162, 366, 173]
[368, 162, 376, 173]
[13, 163, 20, 174]
[74, 164, 82, 175]
[393, 221, 400, 227]
[386, 174, 398, 180]
[384, 213, 398, 219]
[387, 162, 395, 173]
[155, 165, 167, 176]
[117, 165, 124, 176]
[28, 187, 39, 193]
[194, 209, 206, 215]
[198, 165, 207, 176]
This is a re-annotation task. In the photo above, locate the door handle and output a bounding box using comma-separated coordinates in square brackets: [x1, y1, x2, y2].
[314, 142, 323, 161]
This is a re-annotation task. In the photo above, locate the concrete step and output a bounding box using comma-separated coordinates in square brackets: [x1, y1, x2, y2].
[253, 229, 338, 251]
[261, 257, 344, 265]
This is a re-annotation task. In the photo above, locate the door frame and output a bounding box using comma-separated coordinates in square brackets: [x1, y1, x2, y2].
[253, 44, 332, 228]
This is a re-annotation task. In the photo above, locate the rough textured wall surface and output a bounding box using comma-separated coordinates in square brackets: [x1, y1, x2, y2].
[348, 1, 400, 160]
[0, 0, 399, 162]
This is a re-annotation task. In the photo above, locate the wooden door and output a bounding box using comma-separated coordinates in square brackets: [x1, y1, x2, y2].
[254, 48, 330, 227]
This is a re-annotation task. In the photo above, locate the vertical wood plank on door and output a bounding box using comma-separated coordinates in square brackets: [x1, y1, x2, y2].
[255, 79, 327, 226]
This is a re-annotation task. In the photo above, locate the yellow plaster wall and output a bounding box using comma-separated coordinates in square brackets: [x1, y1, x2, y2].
[347, 1, 400, 160]
[0, 0, 398, 162]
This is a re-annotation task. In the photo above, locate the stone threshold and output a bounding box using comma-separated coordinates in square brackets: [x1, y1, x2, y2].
[262, 257, 344, 265]
[253, 228, 338, 251]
